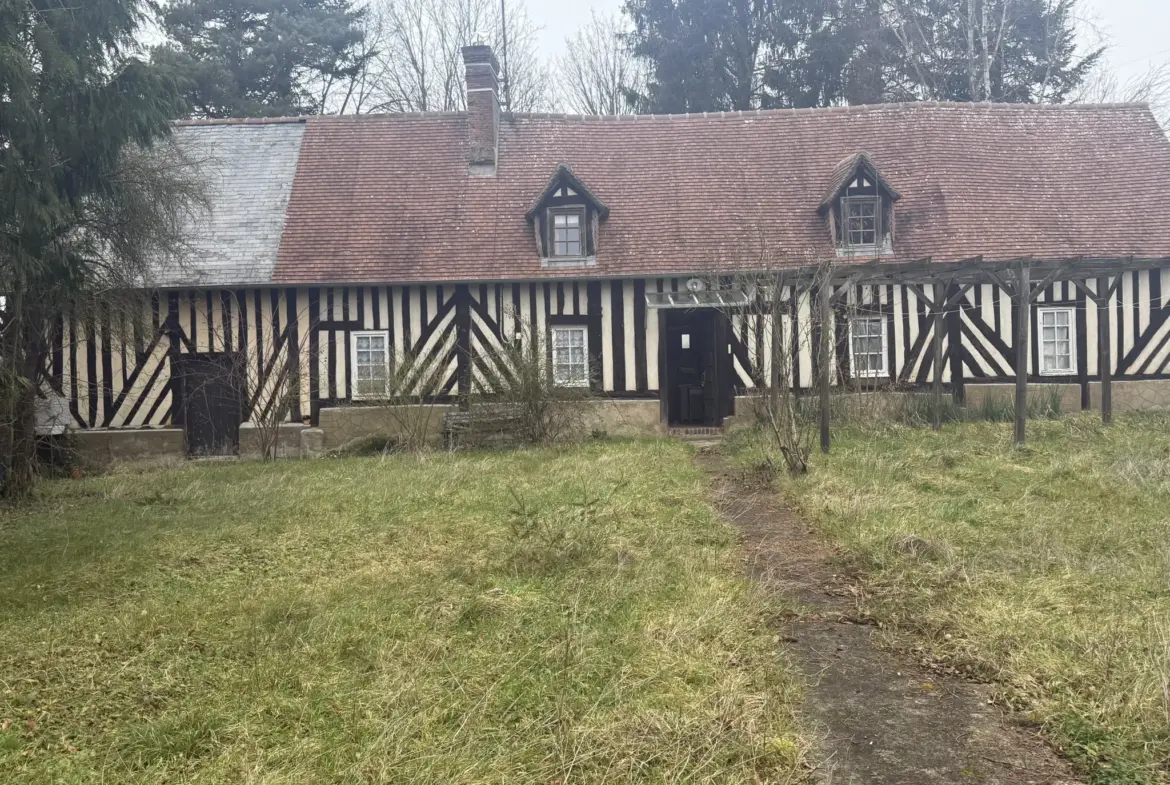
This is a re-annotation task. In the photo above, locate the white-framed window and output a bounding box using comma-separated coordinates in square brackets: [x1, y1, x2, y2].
[350, 330, 391, 399]
[841, 195, 880, 248]
[549, 207, 584, 257]
[850, 315, 887, 378]
[550, 325, 589, 387]
[1038, 307, 1076, 376]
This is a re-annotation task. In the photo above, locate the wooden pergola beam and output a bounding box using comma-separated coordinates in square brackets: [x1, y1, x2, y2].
[1014, 261, 1030, 446]
[1098, 274, 1113, 426]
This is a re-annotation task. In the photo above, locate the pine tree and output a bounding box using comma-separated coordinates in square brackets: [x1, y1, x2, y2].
[155, 0, 370, 118]
[622, 0, 1101, 112]
[623, 0, 768, 113]
[1, 0, 200, 496]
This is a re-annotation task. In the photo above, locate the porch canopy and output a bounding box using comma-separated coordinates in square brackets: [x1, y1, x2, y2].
[644, 254, 1170, 448]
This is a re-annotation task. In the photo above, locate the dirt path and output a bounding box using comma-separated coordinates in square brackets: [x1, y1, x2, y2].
[699, 452, 1080, 785]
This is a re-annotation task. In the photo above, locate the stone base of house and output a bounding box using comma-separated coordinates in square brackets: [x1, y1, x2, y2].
[56, 379, 1170, 470]
[317, 404, 459, 450]
[1087, 380, 1170, 411]
[963, 382, 1082, 412]
[964, 380, 1170, 413]
[71, 428, 186, 469]
[239, 422, 309, 459]
[313, 399, 666, 451]
[581, 399, 666, 437]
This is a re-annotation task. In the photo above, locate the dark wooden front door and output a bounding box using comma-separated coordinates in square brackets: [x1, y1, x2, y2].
[178, 354, 243, 457]
[663, 309, 727, 426]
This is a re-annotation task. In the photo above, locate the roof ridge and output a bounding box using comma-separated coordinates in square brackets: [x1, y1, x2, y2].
[171, 101, 1152, 129]
[175, 116, 311, 127]
[511, 101, 1153, 123]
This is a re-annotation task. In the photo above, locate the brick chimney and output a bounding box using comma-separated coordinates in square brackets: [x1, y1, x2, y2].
[462, 44, 500, 176]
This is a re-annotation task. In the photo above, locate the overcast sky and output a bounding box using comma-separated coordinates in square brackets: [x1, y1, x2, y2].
[527, 0, 1170, 87]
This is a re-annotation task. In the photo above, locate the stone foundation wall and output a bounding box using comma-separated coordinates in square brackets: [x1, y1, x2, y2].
[239, 423, 309, 459]
[1088, 380, 1170, 412]
[71, 428, 185, 469]
[316, 404, 458, 450]
[963, 383, 1082, 412]
[580, 399, 665, 437]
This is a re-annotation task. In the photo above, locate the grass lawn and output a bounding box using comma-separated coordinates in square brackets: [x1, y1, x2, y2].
[0, 440, 803, 784]
[749, 414, 1170, 785]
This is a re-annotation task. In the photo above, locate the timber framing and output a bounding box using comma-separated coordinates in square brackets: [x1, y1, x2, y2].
[748, 254, 1170, 446]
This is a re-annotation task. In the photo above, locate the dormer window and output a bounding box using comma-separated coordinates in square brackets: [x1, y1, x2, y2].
[550, 207, 584, 257]
[526, 164, 609, 268]
[818, 153, 900, 256]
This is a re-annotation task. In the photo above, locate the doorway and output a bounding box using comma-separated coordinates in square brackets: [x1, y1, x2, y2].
[177, 354, 243, 457]
[661, 309, 731, 427]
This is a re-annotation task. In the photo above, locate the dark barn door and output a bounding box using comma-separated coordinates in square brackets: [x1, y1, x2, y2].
[178, 354, 243, 457]
[663, 309, 726, 427]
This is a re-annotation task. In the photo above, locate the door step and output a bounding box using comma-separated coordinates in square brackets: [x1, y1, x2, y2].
[668, 426, 722, 439]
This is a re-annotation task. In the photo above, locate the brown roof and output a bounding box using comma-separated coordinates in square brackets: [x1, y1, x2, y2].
[263, 102, 1170, 285]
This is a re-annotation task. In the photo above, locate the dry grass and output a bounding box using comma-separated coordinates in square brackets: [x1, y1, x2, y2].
[0, 440, 805, 784]
[738, 414, 1170, 785]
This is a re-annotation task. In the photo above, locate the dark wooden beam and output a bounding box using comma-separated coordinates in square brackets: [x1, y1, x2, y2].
[1071, 278, 1100, 305]
[943, 282, 976, 309]
[1097, 274, 1113, 426]
[1027, 263, 1075, 302]
[932, 282, 945, 431]
[819, 283, 831, 453]
[906, 283, 938, 310]
[1014, 262, 1030, 446]
[829, 273, 863, 304]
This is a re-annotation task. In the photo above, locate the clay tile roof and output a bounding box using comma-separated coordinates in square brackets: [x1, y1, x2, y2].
[176, 102, 1170, 286]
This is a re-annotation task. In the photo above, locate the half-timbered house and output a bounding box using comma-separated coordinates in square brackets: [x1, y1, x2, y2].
[42, 44, 1170, 455]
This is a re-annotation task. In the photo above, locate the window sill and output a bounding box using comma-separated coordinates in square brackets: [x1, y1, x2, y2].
[1039, 369, 1077, 377]
[836, 238, 893, 259]
[541, 255, 597, 268]
[836, 246, 883, 259]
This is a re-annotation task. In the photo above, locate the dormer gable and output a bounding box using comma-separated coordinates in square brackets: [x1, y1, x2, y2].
[526, 164, 609, 267]
[818, 152, 900, 256]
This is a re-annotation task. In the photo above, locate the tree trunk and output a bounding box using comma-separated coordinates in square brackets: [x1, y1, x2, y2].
[980, 0, 991, 100]
[967, 0, 977, 99]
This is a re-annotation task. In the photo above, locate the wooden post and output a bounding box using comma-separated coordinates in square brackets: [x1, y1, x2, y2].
[769, 292, 782, 410]
[1014, 263, 1030, 446]
[932, 283, 944, 431]
[819, 284, 831, 454]
[1097, 275, 1113, 426]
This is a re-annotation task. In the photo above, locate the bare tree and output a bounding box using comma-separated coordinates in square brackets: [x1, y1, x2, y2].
[470, 309, 593, 446]
[557, 12, 646, 116]
[347, 0, 554, 114]
[1073, 60, 1170, 128]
